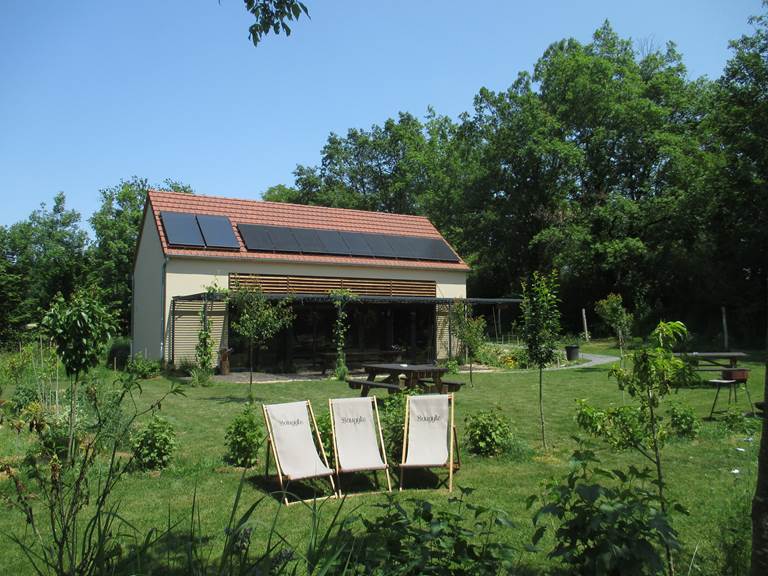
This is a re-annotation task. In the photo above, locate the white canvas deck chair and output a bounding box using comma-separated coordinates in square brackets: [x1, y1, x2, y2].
[400, 394, 459, 492]
[262, 401, 337, 505]
[329, 396, 392, 495]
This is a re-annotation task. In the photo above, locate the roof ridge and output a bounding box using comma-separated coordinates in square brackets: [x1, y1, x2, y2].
[146, 189, 433, 223]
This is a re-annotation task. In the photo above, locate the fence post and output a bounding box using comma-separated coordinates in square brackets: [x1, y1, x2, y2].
[721, 306, 729, 351]
[581, 308, 590, 341]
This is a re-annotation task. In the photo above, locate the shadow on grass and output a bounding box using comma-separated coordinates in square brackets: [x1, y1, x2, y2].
[248, 474, 336, 505]
[205, 394, 266, 404]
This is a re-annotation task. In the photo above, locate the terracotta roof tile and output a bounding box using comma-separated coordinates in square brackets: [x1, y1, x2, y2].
[147, 190, 469, 271]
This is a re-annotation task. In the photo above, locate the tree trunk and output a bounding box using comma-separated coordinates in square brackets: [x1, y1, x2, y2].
[647, 389, 674, 576]
[469, 359, 473, 386]
[66, 372, 78, 464]
[750, 276, 768, 575]
[539, 366, 547, 450]
[248, 341, 254, 401]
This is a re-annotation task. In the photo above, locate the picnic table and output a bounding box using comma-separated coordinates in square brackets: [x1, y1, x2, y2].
[675, 351, 747, 370]
[346, 363, 456, 397]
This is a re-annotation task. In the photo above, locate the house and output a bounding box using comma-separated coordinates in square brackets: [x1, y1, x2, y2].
[131, 190, 471, 371]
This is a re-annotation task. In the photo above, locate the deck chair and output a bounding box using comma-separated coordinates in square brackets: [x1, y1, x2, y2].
[399, 394, 459, 492]
[262, 401, 337, 505]
[329, 396, 392, 495]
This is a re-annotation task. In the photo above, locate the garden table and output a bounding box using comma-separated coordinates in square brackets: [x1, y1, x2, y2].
[361, 363, 449, 394]
[675, 351, 747, 370]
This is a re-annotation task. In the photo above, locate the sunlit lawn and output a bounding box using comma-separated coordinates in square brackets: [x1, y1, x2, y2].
[0, 340, 763, 574]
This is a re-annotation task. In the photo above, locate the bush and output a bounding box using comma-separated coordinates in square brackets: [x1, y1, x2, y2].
[189, 367, 214, 387]
[531, 448, 682, 575]
[377, 392, 411, 463]
[313, 411, 334, 467]
[11, 382, 40, 414]
[106, 337, 131, 370]
[721, 407, 760, 435]
[465, 409, 514, 457]
[668, 403, 700, 439]
[224, 403, 266, 468]
[714, 475, 753, 576]
[131, 415, 176, 470]
[444, 358, 460, 374]
[126, 353, 160, 379]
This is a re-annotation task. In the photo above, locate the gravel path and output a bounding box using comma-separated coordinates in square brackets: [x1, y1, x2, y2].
[548, 352, 620, 371]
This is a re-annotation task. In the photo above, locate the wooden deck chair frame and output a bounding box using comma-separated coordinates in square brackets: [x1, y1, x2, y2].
[262, 401, 337, 506]
[328, 396, 392, 496]
[399, 393, 460, 492]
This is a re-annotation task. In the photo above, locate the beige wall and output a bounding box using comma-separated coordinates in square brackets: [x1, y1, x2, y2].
[163, 257, 467, 363]
[132, 211, 165, 360]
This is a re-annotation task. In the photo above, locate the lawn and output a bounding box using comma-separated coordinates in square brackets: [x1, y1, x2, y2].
[0, 341, 764, 574]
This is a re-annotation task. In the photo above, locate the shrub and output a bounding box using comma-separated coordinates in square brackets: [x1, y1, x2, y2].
[714, 475, 753, 576]
[11, 382, 40, 414]
[224, 403, 266, 468]
[378, 392, 412, 462]
[444, 358, 460, 374]
[668, 403, 700, 439]
[131, 415, 176, 470]
[721, 407, 760, 435]
[465, 409, 514, 457]
[126, 353, 161, 379]
[531, 448, 682, 576]
[189, 367, 213, 387]
[313, 411, 334, 467]
[106, 337, 131, 370]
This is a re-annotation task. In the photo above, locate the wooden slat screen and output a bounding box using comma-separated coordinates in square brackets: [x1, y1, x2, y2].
[229, 273, 436, 298]
[168, 301, 227, 365]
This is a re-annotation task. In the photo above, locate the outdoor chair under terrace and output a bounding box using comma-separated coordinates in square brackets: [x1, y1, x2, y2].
[329, 396, 392, 495]
[262, 400, 337, 505]
[399, 393, 460, 492]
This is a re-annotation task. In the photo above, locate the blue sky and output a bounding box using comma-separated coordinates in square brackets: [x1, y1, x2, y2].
[0, 0, 761, 228]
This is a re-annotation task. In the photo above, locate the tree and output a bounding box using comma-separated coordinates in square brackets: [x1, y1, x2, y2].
[1, 193, 89, 345]
[595, 293, 633, 358]
[449, 301, 487, 386]
[229, 286, 294, 399]
[242, 0, 310, 46]
[42, 290, 115, 464]
[89, 177, 148, 334]
[520, 271, 561, 450]
[329, 289, 357, 381]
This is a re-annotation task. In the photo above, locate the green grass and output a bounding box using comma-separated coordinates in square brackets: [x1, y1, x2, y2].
[0, 343, 764, 574]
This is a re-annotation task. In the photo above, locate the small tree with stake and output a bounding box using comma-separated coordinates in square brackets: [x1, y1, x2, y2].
[230, 285, 295, 400]
[520, 271, 561, 451]
[449, 301, 487, 386]
[329, 289, 357, 381]
[42, 290, 115, 464]
[595, 293, 633, 363]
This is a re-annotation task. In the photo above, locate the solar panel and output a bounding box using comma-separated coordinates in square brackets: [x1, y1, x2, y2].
[161, 212, 205, 247]
[291, 227, 326, 254]
[362, 233, 397, 258]
[237, 223, 461, 263]
[414, 237, 460, 261]
[266, 226, 301, 253]
[197, 215, 239, 249]
[384, 235, 419, 259]
[238, 224, 275, 251]
[340, 231, 374, 256]
[315, 229, 350, 255]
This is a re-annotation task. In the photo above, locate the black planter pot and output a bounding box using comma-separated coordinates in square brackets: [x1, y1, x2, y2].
[565, 345, 580, 362]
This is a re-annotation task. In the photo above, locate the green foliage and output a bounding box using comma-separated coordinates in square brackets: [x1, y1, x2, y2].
[10, 382, 40, 414]
[224, 403, 266, 468]
[520, 271, 561, 368]
[595, 293, 633, 349]
[42, 291, 115, 379]
[243, 0, 310, 47]
[126, 352, 161, 380]
[443, 358, 460, 374]
[721, 407, 760, 435]
[329, 289, 357, 381]
[131, 415, 177, 470]
[106, 337, 131, 370]
[313, 411, 334, 467]
[449, 302, 487, 384]
[714, 476, 754, 576]
[667, 403, 700, 439]
[230, 285, 295, 395]
[189, 366, 213, 387]
[465, 408, 515, 457]
[530, 448, 682, 576]
[377, 392, 412, 463]
[353, 488, 517, 574]
[576, 400, 663, 453]
[196, 301, 215, 373]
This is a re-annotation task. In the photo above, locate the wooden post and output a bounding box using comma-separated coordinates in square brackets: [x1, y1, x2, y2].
[722, 306, 729, 351]
[581, 308, 590, 341]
